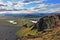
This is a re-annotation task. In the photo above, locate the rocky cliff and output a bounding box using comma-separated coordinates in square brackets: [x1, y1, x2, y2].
[25, 14, 60, 40]
[36, 15, 60, 31]
[16, 14, 60, 40]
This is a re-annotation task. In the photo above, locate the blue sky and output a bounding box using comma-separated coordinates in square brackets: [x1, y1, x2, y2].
[3, 0, 60, 3]
[0, 0, 60, 14]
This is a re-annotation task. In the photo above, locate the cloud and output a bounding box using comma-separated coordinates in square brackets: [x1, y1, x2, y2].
[0, 0, 3, 4]
[34, 4, 60, 13]
[0, 0, 60, 14]
[23, 0, 45, 3]
[0, 0, 46, 10]
[0, 11, 6, 14]
[45, 8, 60, 13]
[37, 4, 60, 9]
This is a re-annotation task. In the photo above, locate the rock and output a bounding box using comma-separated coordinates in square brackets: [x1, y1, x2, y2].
[36, 15, 60, 31]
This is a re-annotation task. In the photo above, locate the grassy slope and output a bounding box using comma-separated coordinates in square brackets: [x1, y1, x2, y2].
[16, 26, 38, 37]
[16, 26, 60, 40]
[17, 26, 60, 40]
[27, 26, 60, 40]
[0, 17, 39, 37]
[0, 17, 38, 27]
[16, 15, 60, 40]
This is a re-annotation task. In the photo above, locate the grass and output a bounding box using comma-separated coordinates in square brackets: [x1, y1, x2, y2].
[27, 29, 38, 35]
[0, 16, 39, 38]
[25, 26, 60, 40]
[16, 26, 34, 37]
[0, 17, 38, 27]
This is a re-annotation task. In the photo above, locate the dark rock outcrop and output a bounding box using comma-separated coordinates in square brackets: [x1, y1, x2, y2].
[36, 15, 60, 31]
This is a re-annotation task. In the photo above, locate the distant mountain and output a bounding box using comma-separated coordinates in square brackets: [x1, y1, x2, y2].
[1, 13, 60, 17]
[3, 13, 48, 17]
[0, 14, 5, 16]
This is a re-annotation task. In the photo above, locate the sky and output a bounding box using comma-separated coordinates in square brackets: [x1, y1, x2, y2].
[0, 0, 60, 14]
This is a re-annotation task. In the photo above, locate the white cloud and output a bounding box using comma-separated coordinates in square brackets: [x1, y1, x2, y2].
[45, 8, 60, 13]
[0, 11, 6, 14]
[0, 0, 3, 4]
[0, 0, 60, 14]
[38, 4, 49, 8]
[0, 0, 46, 10]
[23, 0, 46, 3]
[34, 4, 60, 13]
[37, 4, 60, 9]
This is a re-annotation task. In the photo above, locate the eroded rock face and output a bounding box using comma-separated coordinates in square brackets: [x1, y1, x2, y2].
[36, 15, 60, 31]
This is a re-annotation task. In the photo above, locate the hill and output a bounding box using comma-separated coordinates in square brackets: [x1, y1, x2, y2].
[16, 14, 60, 40]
